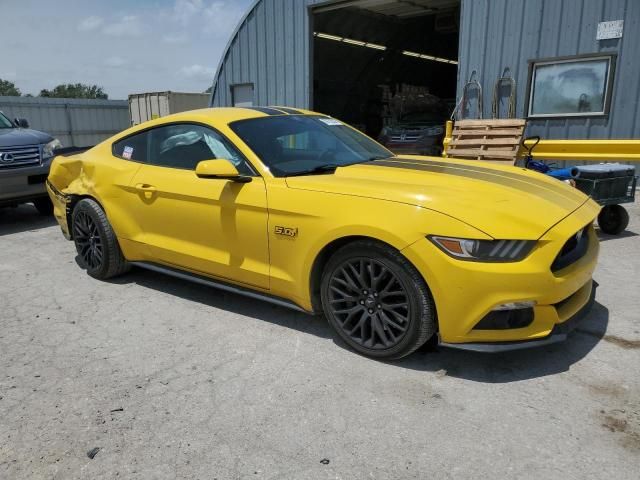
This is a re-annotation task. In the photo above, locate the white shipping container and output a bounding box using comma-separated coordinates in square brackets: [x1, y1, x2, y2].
[128, 92, 210, 125]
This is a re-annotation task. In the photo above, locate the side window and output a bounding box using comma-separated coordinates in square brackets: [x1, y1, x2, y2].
[147, 123, 254, 175]
[113, 132, 148, 162]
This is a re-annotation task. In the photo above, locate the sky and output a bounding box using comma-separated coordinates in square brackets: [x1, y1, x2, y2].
[0, 0, 254, 99]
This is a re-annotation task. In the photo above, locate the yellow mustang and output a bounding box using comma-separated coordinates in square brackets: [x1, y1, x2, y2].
[47, 107, 600, 359]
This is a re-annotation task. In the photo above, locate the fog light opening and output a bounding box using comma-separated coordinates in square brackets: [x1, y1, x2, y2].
[492, 301, 537, 311]
[474, 303, 536, 330]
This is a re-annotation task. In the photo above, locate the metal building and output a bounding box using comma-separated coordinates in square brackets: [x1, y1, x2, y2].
[210, 0, 639, 141]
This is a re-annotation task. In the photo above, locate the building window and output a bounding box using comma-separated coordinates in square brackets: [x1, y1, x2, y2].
[526, 54, 616, 118]
[231, 83, 254, 107]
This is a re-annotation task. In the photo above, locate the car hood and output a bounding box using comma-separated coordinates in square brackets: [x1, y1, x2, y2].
[0, 128, 52, 147]
[285, 156, 592, 239]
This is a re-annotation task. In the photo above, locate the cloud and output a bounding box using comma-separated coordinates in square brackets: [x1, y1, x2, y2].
[203, 1, 244, 35]
[2, 0, 254, 99]
[104, 56, 128, 68]
[162, 33, 189, 45]
[181, 64, 216, 80]
[0, 70, 17, 80]
[173, 0, 205, 26]
[78, 16, 104, 32]
[162, 0, 243, 33]
[103, 15, 145, 37]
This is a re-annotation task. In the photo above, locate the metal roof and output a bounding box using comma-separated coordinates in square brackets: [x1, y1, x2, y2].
[315, 0, 460, 18]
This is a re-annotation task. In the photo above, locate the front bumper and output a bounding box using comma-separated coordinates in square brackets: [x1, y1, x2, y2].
[0, 160, 52, 206]
[46, 179, 72, 239]
[402, 200, 601, 348]
[439, 280, 596, 352]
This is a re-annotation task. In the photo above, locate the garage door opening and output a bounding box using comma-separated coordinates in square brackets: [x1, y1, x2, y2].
[312, 0, 460, 155]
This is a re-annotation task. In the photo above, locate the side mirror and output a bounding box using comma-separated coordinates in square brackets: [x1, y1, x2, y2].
[15, 118, 29, 128]
[195, 159, 252, 183]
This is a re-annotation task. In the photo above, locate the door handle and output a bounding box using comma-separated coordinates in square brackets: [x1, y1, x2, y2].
[135, 183, 157, 199]
[135, 183, 157, 193]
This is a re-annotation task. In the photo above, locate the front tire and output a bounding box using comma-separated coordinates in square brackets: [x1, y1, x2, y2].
[72, 199, 129, 279]
[320, 240, 436, 360]
[33, 197, 53, 216]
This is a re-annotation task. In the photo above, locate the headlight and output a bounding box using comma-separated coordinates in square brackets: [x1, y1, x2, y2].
[42, 138, 62, 159]
[429, 236, 536, 262]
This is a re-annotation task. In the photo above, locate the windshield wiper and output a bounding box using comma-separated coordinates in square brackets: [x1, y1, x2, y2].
[348, 155, 392, 165]
[285, 156, 392, 177]
[285, 164, 340, 177]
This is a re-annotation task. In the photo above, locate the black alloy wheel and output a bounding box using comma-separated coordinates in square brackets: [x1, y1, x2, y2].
[321, 240, 436, 359]
[327, 258, 411, 350]
[71, 198, 130, 279]
[73, 210, 104, 270]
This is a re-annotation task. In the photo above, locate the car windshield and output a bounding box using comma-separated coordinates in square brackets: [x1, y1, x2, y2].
[0, 112, 14, 129]
[230, 115, 393, 177]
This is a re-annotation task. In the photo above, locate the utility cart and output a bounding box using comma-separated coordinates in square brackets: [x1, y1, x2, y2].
[572, 163, 637, 234]
[522, 137, 637, 235]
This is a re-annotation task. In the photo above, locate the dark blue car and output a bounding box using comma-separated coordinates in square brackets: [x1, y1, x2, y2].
[0, 110, 61, 214]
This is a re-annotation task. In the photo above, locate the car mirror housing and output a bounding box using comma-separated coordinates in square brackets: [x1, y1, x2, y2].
[15, 118, 30, 128]
[195, 159, 252, 183]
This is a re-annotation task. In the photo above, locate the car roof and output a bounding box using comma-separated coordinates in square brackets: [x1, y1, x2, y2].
[152, 106, 318, 125]
[109, 106, 322, 143]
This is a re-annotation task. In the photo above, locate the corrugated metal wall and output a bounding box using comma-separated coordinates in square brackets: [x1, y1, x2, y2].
[213, 0, 639, 141]
[211, 0, 322, 108]
[0, 96, 129, 147]
[458, 0, 640, 140]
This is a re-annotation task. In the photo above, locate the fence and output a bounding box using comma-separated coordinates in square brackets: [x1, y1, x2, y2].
[0, 96, 130, 147]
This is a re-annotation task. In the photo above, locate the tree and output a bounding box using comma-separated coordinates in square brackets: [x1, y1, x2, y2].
[39, 83, 108, 99]
[0, 79, 21, 96]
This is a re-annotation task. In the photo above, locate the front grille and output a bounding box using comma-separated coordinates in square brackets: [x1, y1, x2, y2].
[551, 225, 590, 272]
[0, 144, 41, 169]
[390, 132, 422, 143]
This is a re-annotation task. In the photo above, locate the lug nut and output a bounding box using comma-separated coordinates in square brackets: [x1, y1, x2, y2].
[377, 305, 381, 309]
[363, 290, 368, 295]
[373, 292, 378, 297]
[368, 309, 374, 314]
[360, 300, 365, 305]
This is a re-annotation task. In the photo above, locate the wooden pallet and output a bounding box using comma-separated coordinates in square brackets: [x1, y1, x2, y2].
[446, 119, 526, 164]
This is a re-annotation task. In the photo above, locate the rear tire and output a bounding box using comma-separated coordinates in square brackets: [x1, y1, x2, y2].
[33, 197, 53, 216]
[320, 240, 436, 360]
[71, 199, 129, 279]
[598, 205, 629, 235]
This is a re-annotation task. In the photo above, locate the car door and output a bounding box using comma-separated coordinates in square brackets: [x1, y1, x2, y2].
[128, 122, 270, 289]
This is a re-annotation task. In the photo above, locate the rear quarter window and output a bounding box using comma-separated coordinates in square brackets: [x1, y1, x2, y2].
[112, 132, 148, 162]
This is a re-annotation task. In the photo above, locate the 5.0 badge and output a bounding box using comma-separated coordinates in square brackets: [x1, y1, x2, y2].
[274, 226, 298, 237]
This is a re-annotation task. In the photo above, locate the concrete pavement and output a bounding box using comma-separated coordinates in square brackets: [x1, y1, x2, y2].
[1, 201, 639, 479]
